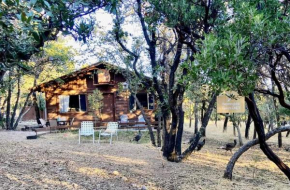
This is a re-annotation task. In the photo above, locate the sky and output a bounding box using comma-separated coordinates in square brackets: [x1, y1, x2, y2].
[65, 8, 145, 70]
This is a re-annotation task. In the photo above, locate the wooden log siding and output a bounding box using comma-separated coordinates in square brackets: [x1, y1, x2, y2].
[36, 63, 156, 123]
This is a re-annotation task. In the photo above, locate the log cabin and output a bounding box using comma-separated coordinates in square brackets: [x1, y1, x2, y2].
[33, 62, 155, 125]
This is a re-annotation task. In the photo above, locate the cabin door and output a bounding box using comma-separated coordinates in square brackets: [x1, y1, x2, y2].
[102, 93, 115, 121]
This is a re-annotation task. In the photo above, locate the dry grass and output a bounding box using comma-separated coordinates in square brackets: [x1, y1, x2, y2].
[0, 121, 290, 189]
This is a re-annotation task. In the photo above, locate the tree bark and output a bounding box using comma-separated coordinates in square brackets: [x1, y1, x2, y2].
[273, 96, 282, 148]
[223, 114, 229, 132]
[5, 72, 12, 130]
[233, 124, 236, 136]
[32, 91, 41, 125]
[253, 127, 257, 139]
[134, 94, 156, 146]
[201, 100, 205, 121]
[201, 93, 217, 136]
[194, 101, 199, 134]
[232, 114, 243, 146]
[10, 73, 21, 130]
[175, 109, 184, 155]
[245, 113, 251, 139]
[13, 92, 33, 130]
[224, 125, 290, 180]
[157, 115, 162, 147]
[245, 93, 290, 180]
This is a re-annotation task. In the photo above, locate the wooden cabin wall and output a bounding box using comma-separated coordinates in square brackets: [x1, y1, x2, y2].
[42, 70, 156, 124]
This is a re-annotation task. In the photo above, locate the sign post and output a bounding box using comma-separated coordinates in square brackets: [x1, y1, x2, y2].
[217, 92, 245, 113]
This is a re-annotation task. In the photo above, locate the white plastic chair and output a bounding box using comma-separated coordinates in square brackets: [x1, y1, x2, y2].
[98, 122, 119, 144]
[79, 121, 95, 144]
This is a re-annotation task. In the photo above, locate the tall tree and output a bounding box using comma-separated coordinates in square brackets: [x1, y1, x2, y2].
[195, 0, 290, 180]
[108, 0, 225, 161]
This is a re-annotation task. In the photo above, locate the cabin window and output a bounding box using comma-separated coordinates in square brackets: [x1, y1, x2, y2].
[129, 93, 154, 111]
[93, 69, 110, 84]
[59, 94, 86, 113]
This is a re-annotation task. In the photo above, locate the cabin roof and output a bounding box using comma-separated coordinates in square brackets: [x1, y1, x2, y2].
[32, 62, 150, 92]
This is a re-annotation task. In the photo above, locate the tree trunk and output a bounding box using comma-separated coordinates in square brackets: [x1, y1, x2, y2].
[245, 93, 290, 180]
[5, 72, 12, 130]
[233, 124, 236, 136]
[157, 115, 162, 147]
[273, 97, 282, 148]
[232, 114, 243, 146]
[253, 127, 257, 139]
[201, 93, 217, 136]
[245, 113, 251, 139]
[32, 91, 41, 125]
[235, 123, 243, 146]
[179, 129, 202, 161]
[223, 114, 229, 132]
[224, 125, 290, 180]
[162, 115, 171, 157]
[134, 94, 156, 146]
[201, 100, 205, 121]
[175, 109, 184, 155]
[189, 116, 192, 128]
[10, 73, 21, 130]
[268, 118, 274, 132]
[194, 101, 199, 134]
[13, 92, 33, 130]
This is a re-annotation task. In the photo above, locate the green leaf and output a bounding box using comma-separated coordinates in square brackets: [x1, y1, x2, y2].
[44, 1, 51, 9]
[30, 0, 37, 5]
[21, 12, 27, 22]
[32, 32, 40, 42]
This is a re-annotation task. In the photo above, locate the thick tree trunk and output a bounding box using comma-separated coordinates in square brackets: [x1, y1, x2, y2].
[194, 101, 199, 134]
[245, 113, 251, 139]
[224, 125, 290, 180]
[245, 93, 290, 180]
[175, 109, 184, 155]
[134, 94, 156, 146]
[162, 115, 171, 157]
[223, 114, 229, 132]
[201, 93, 217, 136]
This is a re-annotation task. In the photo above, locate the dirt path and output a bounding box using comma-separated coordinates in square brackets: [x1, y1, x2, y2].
[0, 121, 290, 190]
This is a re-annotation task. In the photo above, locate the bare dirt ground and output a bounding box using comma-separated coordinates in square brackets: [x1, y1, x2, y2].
[1, 121, 290, 190]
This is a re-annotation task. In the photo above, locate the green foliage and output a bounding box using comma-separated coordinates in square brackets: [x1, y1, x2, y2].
[38, 93, 46, 111]
[0, 0, 115, 87]
[88, 89, 104, 119]
[194, 33, 257, 95]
